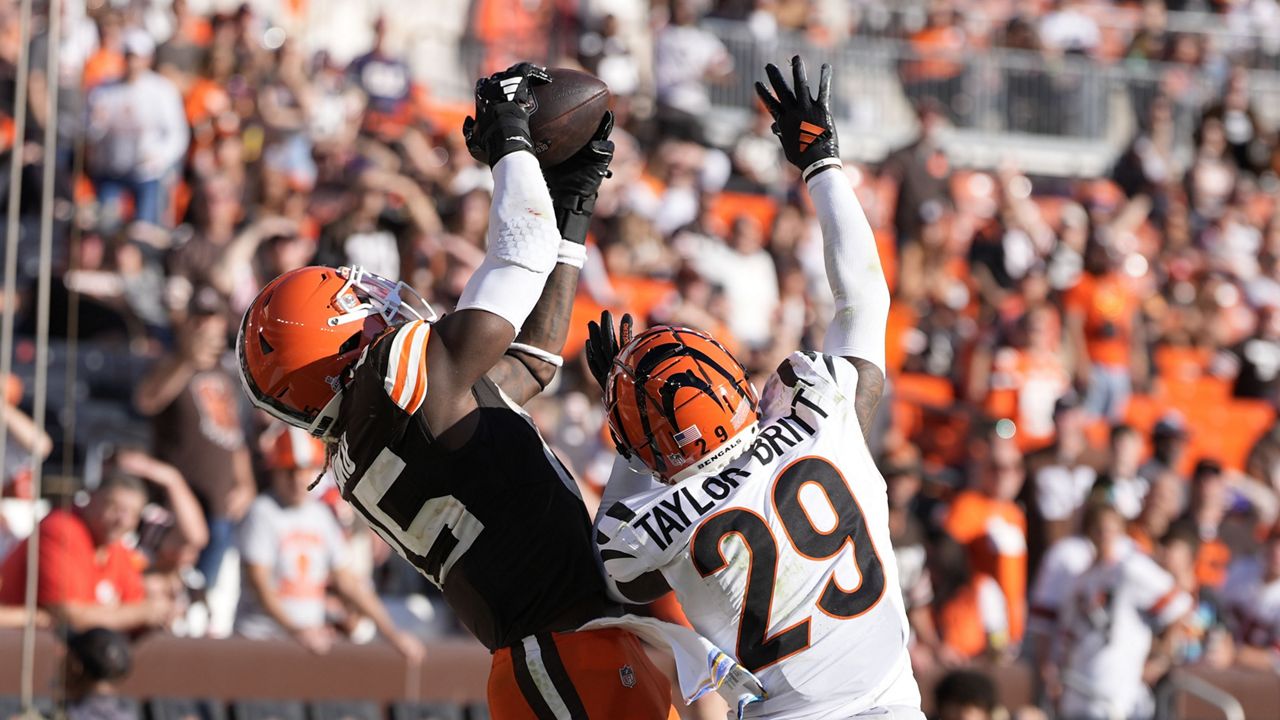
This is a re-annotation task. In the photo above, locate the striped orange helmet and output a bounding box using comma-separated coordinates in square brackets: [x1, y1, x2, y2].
[605, 325, 760, 483]
[237, 266, 436, 437]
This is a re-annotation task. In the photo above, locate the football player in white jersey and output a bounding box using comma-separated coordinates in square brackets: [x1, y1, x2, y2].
[586, 56, 923, 720]
[1057, 501, 1191, 720]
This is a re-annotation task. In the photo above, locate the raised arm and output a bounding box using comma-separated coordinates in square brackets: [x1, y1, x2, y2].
[488, 113, 616, 405]
[421, 64, 562, 436]
[755, 57, 890, 436]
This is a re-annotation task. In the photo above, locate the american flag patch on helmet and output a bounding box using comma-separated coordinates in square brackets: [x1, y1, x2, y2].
[673, 424, 703, 447]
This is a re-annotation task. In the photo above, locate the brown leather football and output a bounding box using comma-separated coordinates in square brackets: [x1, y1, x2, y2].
[528, 68, 611, 168]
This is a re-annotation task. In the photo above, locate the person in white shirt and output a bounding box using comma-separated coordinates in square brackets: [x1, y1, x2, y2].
[235, 425, 423, 663]
[652, 0, 732, 141]
[85, 29, 188, 226]
[1228, 529, 1280, 671]
[1058, 501, 1192, 720]
[682, 214, 780, 349]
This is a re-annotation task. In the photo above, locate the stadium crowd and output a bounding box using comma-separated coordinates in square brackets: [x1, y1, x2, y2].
[2, 0, 1280, 718]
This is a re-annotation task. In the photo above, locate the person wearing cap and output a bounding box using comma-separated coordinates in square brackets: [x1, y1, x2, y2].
[235, 424, 424, 663]
[1139, 413, 1190, 484]
[63, 628, 135, 720]
[134, 286, 254, 591]
[85, 26, 188, 226]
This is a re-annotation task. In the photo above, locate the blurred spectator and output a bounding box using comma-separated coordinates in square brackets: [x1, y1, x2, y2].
[1027, 491, 1124, 709]
[1058, 501, 1191, 720]
[882, 100, 952, 248]
[679, 214, 778, 349]
[945, 424, 1028, 645]
[1108, 424, 1149, 519]
[1221, 304, 1280, 401]
[85, 28, 189, 227]
[1157, 523, 1233, 668]
[652, 0, 733, 142]
[1138, 414, 1190, 483]
[1199, 67, 1271, 176]
[1, 375, 53, 502]
[934, 669, 997, 720]
[886, 459, 953, 670]
[1066, 238, 1147, 422]
[313, 168, 442, 283]
[134, 288, 254, 589]
[1228, 527, 1280, 671]
[1181, 459, 1233, 592]
[64, 628, 135, 720]
[346, 16, 412, 142]
[1128, 471, 1185, 555]
[236, 426, 424, 663]
[932, 533, 1011, 663]
[0, 474, 173, 631]
[578, 14, 641, 99]
[1026, 394, 1101, 568]
[1039, 0, 1101, 56]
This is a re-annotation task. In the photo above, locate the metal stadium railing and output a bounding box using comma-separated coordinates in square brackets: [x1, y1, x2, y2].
[699, 19, 1280, 174]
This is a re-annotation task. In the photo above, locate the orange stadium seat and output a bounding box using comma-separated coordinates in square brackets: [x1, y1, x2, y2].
[892, 372, 955, 440]
[708, 191, 778, 236]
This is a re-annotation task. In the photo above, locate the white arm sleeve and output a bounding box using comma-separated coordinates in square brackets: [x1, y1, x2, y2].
[455, 151, 560, 333]
[807, 168, 890, 374]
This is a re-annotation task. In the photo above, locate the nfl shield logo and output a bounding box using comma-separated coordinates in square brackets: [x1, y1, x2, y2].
[619, 665, 637, 688]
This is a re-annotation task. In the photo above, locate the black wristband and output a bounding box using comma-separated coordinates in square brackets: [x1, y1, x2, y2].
[553, 192, 597, 245]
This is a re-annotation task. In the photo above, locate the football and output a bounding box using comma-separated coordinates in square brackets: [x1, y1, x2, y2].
[529, 68, 611, 168]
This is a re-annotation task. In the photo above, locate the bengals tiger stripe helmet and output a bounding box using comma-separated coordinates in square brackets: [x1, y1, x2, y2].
[605, 325, 760, 483]
[237, 266, 436, 438]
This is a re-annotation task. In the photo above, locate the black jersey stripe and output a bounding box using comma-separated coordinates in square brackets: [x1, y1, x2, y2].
[535, 634, 589, 720]
[599, 549, 635, 562]
[511, 639, 558, 720]
[605, 502, 636, 522]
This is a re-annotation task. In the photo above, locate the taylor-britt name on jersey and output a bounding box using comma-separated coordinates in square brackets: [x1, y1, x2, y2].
[625, 404, 822, 552]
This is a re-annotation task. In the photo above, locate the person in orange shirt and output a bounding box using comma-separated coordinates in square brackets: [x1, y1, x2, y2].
[945, 423, 1029, 643]
[81, 12, 126, 90]
[983, 304, 1071, 451]
[1065, 239, 1149, 421]
[1180, 459, 1232, 592]
[931, 533, 1011, 662]
[0, 474, 172, 631]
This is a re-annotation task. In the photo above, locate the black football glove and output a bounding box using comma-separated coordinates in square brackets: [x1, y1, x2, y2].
[462, 62, 553, 167]
[586, 309, 633, 393]
[754, 56, 841, 182]
[543, 112, 615, 245]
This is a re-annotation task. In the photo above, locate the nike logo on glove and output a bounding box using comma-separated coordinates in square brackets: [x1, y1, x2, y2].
[798, 121, 827, 152]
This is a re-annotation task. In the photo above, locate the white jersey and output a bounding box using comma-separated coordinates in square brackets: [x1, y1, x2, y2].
[1029, 534, 1139, 636]
[1059, 546, 1192, 720]
[597, 352, 921, 720]
[1224, 561, 1280, 653]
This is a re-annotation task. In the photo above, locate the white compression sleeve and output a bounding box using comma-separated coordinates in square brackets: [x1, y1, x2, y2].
[807, 167, 891, 374]
[455, 151, 560, 333]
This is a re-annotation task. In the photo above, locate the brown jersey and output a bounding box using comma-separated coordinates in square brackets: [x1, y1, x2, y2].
[329, 320, 610, 649]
